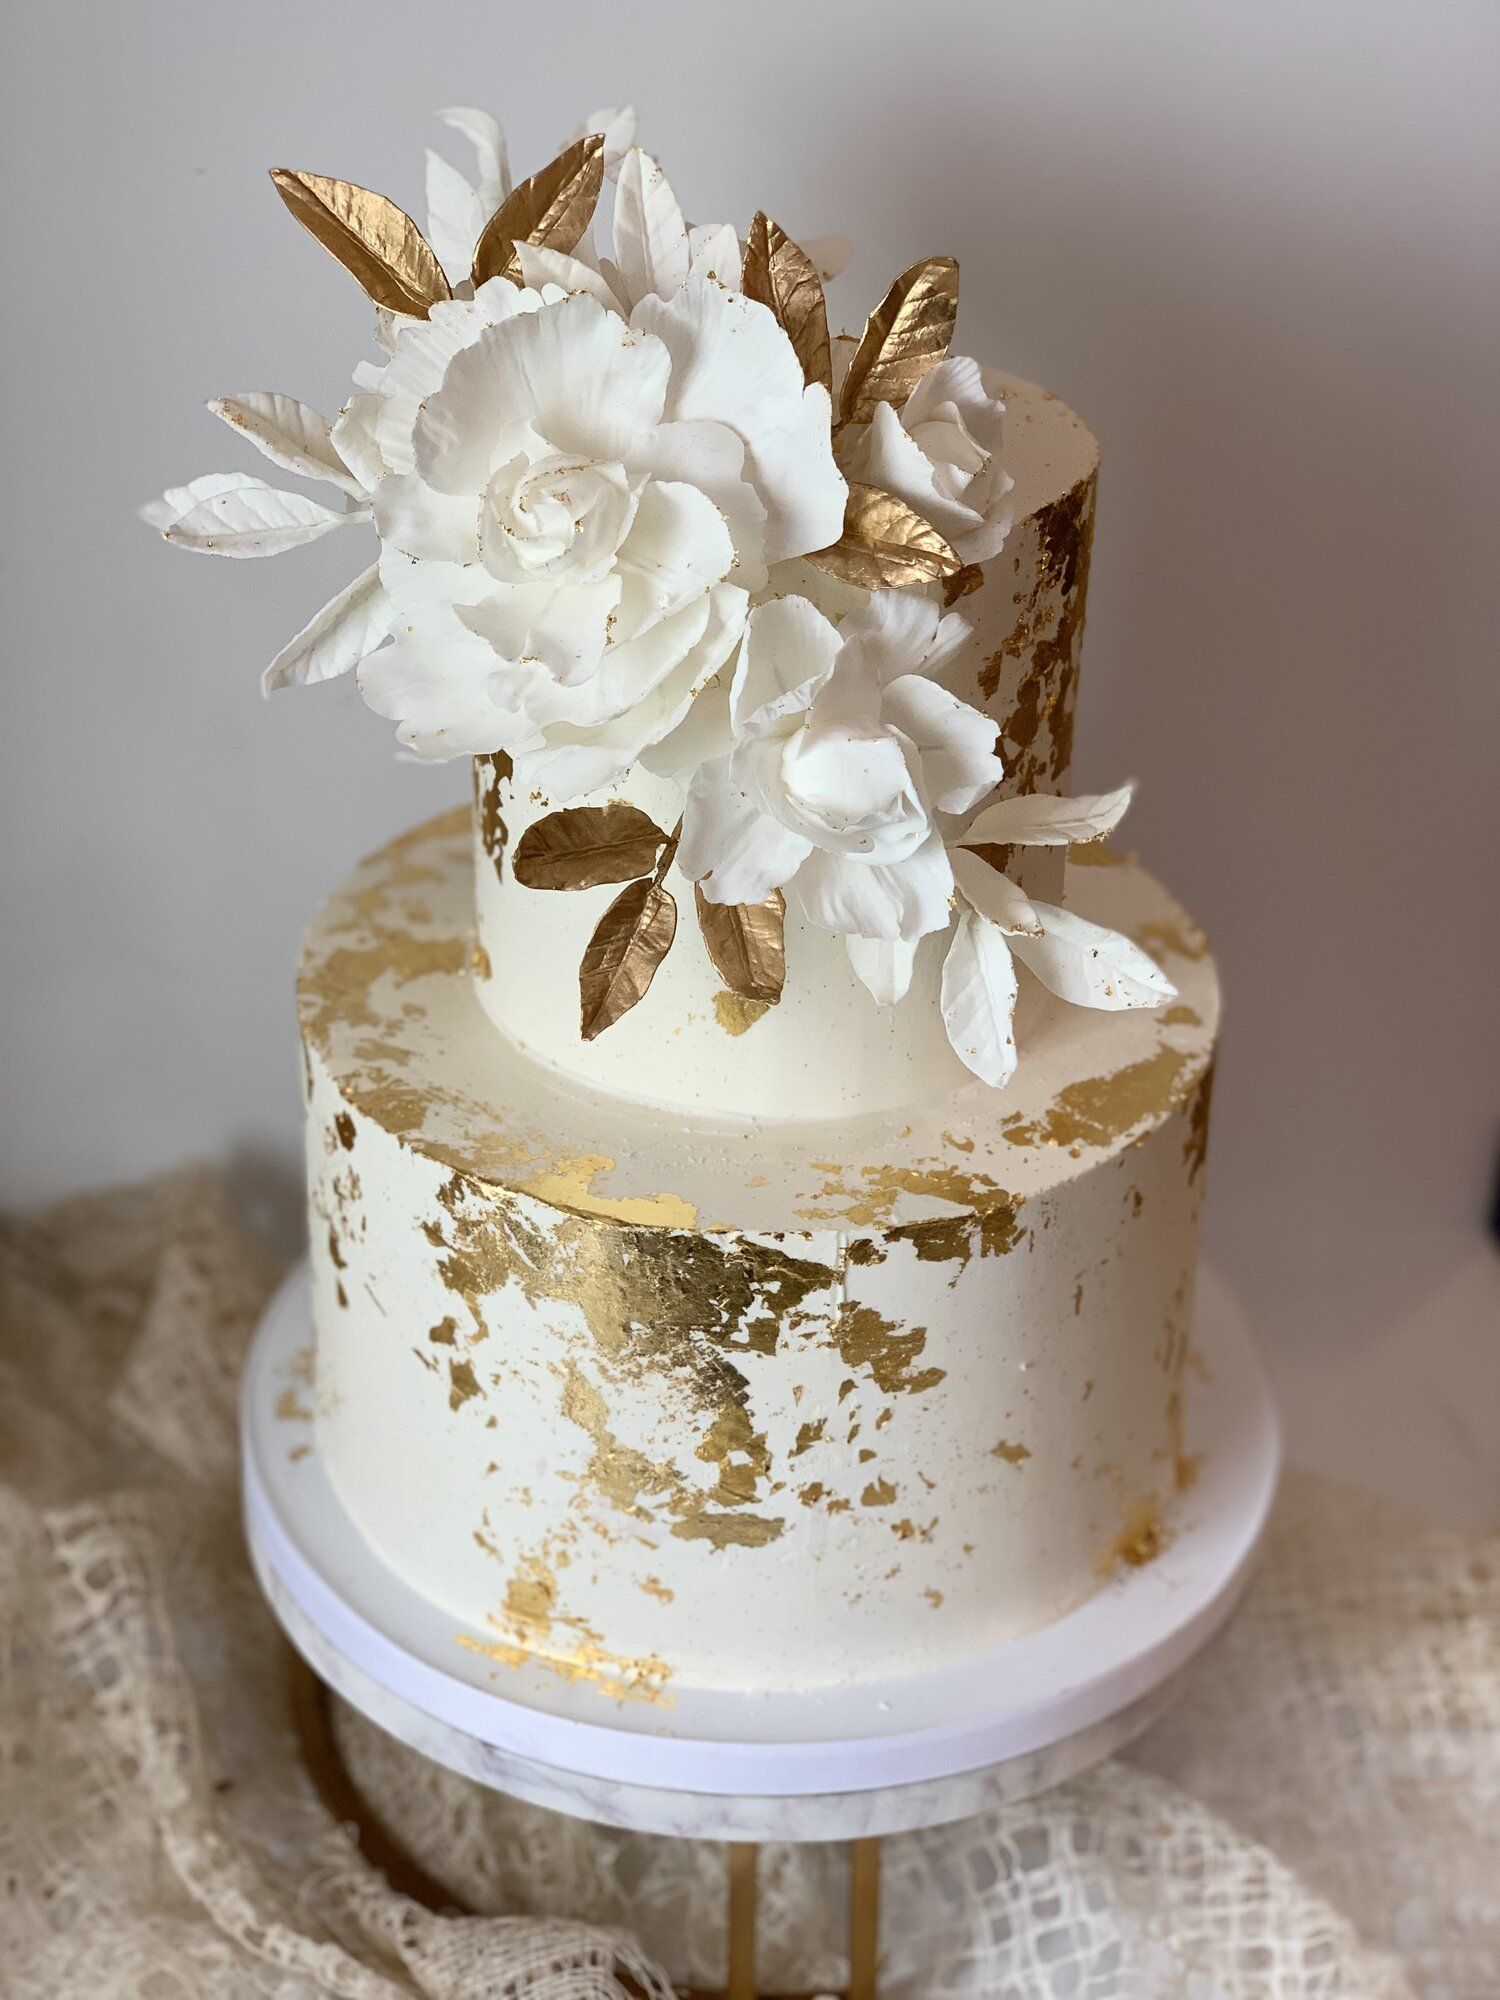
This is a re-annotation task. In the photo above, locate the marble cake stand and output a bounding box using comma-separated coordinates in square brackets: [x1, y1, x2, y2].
[242, 1260, 1279, 1996]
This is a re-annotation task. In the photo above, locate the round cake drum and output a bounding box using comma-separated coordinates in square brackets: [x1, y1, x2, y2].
[242, 1260, 1278, 1841]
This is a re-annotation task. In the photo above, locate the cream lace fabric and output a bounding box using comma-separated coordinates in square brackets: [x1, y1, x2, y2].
[1, 1167, 1495, 1998]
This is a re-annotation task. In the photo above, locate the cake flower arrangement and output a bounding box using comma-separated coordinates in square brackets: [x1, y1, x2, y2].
[147, 107, 1173, 1084]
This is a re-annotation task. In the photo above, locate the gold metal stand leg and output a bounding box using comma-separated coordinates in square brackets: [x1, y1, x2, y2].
[727, 1841, 758, 2000]
[848, 1835, 881, 2000]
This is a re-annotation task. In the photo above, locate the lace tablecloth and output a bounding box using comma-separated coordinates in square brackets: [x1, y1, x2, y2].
[2, 1167, 1495, 1998]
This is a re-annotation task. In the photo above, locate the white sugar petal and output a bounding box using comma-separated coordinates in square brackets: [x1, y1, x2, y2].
[415, 295, 669, 492]
[731, 594, 841, 736]
[687, 223, 742, 286]
[575, 105, 638, 175]
[789, 835, 953, 944]
[1009, 901, 1177, 1010]
[800, 233, 853, 281]
[613, 148, 691, 306]
[515, 242, 623, 310]
[638, 680, 734, 782]
[949, 847, 1042, 935]
[262, 563, 392, 694]
[962, 783, 1135, 849]
[438, 106, 510, 205]
[424, 146, 489, 278]
[207, 395, 364, 496]
[161, 477, 360, 557]
[846, 934, 918, 1006]
[330, 394, 386, 493]
[941, 910, 1019, 1087]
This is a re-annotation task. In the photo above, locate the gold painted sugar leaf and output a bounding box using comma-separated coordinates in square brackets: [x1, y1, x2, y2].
[742, 213, 831, 392]
[806, 483, 962, 589]
[270, 171, 451, 317]
[471, 135, 605, 287]
[839, 256, 959, 428]
[513, 803, 670, 891]
[580, 879, 677, 1040]
[695, 885, 786, 1004]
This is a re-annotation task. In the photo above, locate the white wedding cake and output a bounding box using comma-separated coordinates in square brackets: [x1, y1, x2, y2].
[151, 108, 1217, 1702]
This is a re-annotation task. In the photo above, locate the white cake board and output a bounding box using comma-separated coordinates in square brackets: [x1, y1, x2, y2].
[242, 1261, 1279, 1842]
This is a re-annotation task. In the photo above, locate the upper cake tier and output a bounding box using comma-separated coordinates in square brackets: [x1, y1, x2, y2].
[471, 374, 1099, 1124]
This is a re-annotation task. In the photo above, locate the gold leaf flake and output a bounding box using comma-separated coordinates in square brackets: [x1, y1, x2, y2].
[270, 171, 451, 317]
[942, 562, 985, 608]
[713, 991, 771, 1037]
[806, 482, 962, 589]
[742, 212, 831, 391]
[694, 884, 786, 1004]
[471, 135, 605, 287]
[839, 256, 959, 428]
[579, 878, 677, 1040]
[513, 804, 669, 891]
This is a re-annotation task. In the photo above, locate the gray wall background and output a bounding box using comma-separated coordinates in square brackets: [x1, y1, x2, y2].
[3, 2, 1497, 1501]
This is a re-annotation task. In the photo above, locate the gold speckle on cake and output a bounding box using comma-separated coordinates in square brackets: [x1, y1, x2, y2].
[1095, 1494, 1169, 1576]
[456, 1629, 672, 1707]
[1130, 915, 1210, 964]
[991, 1438, 1031, 1465]
[861, 1477, 897, 1507]
[448, 1358, 481, 1410]
[792, 1418, 826, 1457]
[1070, 841, 1132, 869]
[472, 754, 511, 869]
[1165, 1389, 1202, 1492]
[1183, 1062, 1215, 1184]
[832, 1303, 944, 1398]
[713, 990, 771, 1036]
[1000, 1047, 1198, 1152]
[504, 1557, 557, 1639]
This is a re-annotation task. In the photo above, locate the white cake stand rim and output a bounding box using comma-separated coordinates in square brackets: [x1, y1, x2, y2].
[241, 1258, 1280, 1801]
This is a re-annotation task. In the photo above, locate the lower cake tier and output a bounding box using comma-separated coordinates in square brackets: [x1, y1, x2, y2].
[298, 810, 1219, 1700]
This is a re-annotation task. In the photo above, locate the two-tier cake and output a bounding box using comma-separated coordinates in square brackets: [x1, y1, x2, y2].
[150, 106, 1217, 1702]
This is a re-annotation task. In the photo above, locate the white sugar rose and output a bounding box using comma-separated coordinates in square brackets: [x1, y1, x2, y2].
[356, 278, 846, 795]
[680, 591, 1002, 942]
[837, 356, 1014, 564]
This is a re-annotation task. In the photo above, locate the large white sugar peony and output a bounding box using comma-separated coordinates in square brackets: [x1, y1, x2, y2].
[837, 356, 1014, 564]
[679, 591, 1002, 942]
[358, 278, 846, 793]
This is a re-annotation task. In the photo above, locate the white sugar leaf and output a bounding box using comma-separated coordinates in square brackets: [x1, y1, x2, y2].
[962, 782, 1135, 849]
[950, 847, 1043, 935]
[1009, 901, 1176, 1010]
[846, 934, 917, 1006]
[425, 147, 489, 278]
[515, 241, 623, 310]
[164, 478, 360, 557]
[613, 147, 690, 305]
[141, 470, 259, 530]
[577, 105, 637, 174]
[941, 911, 1019, 1087]
[207, 394, 363, 496]
[437, 106, 510, 205]
[263, 562, 391, 693]
[801, 234, 853, 281]
[330, 394, 385, 492]
[688, 222, 742, 286]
